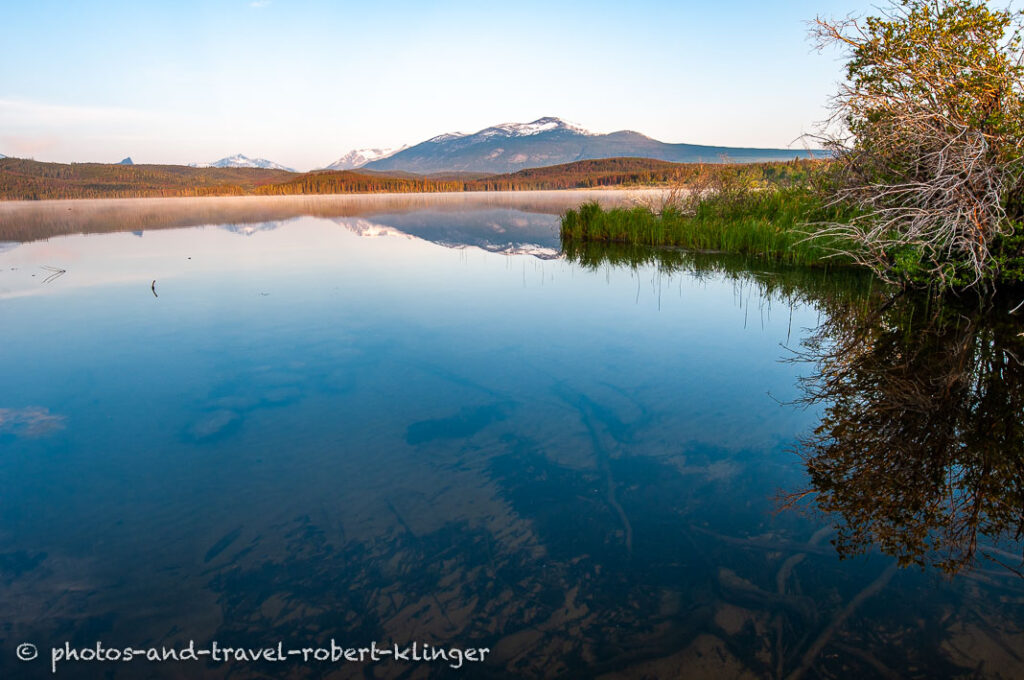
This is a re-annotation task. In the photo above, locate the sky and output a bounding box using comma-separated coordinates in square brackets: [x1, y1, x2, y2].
[0, 0, 879, 171]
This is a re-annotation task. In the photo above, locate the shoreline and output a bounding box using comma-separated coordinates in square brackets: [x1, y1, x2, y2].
[0, 187, 669, 208]
[0, 189, 668, 243]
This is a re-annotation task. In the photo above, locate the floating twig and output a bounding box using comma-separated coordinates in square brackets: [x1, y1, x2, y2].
[40, 265, 66, 284]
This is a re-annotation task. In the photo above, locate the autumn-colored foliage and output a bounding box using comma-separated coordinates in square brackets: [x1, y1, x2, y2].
[0, 158, 291, 200]
[0, 156, 822, 201]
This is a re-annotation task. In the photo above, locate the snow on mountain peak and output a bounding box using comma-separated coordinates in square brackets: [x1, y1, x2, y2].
[427, 132, 467, 144]
[325, 146, 406, 171]
[189, 154, 295, 172]
[504, 117, 590, 136]
[480, 117, 593, 138]
[418, 118, 593, 148]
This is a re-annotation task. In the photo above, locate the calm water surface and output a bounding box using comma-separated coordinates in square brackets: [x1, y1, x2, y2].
[0, 193, 1021, 679]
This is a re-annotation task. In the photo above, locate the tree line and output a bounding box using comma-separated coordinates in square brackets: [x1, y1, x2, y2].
[0, 156, 822, 201]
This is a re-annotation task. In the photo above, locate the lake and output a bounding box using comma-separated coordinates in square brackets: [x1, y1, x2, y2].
[0, 192, 1021, 679]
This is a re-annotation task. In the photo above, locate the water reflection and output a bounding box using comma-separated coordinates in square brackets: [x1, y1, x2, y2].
[790, 293, 1024, 576]
[338, 209, 564, 257]
[218, 221, 285, 237]
[0, 205, 1022, 678]
[569, 241, 1024, 579]
[0, 190, 647, 243]
[561, 239, 877, 311]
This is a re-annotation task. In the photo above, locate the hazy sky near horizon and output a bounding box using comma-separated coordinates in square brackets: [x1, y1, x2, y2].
[1, 0, 879, 170]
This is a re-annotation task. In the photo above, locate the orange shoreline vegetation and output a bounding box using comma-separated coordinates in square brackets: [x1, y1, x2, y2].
[0, 156, 821, 201]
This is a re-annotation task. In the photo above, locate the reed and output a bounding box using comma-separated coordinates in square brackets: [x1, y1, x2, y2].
[561, 239, 878, 311]
[560, 187, 855, 268]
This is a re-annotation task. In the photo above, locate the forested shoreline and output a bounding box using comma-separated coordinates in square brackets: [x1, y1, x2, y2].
[0, 156, 818, 201]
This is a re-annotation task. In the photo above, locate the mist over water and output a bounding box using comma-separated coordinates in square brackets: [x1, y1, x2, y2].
[0, 194, 1021, 679]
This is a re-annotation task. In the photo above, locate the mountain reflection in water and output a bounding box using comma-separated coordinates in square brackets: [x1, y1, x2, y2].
[0, 197, 1021, 679]
[0, 190, 644, 244]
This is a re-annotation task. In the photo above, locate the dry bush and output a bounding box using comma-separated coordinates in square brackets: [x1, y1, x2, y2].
[810, 0, 1024, 288]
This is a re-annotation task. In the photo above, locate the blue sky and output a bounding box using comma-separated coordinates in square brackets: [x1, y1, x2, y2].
[0, 0, 877, 170]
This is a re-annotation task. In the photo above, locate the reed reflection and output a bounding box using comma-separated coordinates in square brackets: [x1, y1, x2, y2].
[564, 240, 1024, 577]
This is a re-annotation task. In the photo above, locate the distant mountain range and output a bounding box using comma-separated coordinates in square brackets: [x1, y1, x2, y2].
[119, 157, 133, 165]
[190, 154, 295, 172]
[355, 117, 822, 174]
[3, 118, 822, 175]
[325, 146, 406, 171]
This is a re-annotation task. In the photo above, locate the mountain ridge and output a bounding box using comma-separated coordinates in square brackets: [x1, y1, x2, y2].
[362, 117, 823, 174]
[190, 153, 295, 172]
[325, 146, 406, 171]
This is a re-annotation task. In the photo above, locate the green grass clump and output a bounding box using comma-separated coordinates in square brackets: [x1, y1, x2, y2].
[561, 187, 854, 267]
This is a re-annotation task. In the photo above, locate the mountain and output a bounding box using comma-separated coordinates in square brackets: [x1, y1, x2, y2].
[325, 146, 406, 171]
[118, 157, 134, 165]
[190, 154, 295, 172]
[0, 153, 6, 159]
[363, 117, 824, 174]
